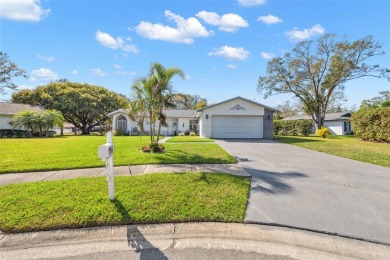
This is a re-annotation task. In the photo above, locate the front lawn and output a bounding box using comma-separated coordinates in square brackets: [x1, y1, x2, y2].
[0, 136, 235, 173]
[0, 173, 250, 233]
[276, 135, 390, 168]
[166, 136, 214, 142]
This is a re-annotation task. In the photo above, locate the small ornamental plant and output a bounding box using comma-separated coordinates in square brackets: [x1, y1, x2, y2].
[141, 143, 166, 153]
[315, 127, 331, 138]
[189, 132, 197, 136]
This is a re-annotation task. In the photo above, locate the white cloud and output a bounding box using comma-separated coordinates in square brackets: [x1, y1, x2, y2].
[286, 24, 325, 42]
[90, 68, 108, 77]
[31, 68, 59, 80]
[185, 74, 191, 79]
[260, 52, 275, 60]
[71, 70, 78, 75]
[135, 10, 211, 44]
[115, 71, 136, 76]
[208, 46, 250, 60]
[113, 64, 122, 69]
[227, 64, 237, 69]
[237, 0, 266, 7]
[36, 54, 55, 62]
[257, 15, 283, 25]
[0, 0, 50, 22]
[28, 76, 37, 82]
[96, 30, 138, 53]
[196, 11, 248, 32]
[17, 84, 34, 90]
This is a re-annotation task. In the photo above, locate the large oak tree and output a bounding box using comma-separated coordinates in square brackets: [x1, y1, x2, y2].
[258, 34, 389, 129]
[0, 52, 26, 96]
[12, 82, 128, 134]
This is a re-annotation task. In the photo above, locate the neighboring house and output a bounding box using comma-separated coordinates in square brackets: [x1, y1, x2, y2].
[0, 103, 44, 130]
[282, 112, 353, 135]
[53, 123, 76, 135]
[108, 96, 278, 139]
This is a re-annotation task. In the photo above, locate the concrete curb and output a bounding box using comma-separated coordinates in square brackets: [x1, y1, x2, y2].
[1, 223, 389, 260]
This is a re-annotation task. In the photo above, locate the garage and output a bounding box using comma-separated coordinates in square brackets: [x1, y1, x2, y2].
[211, 115, 263, 138]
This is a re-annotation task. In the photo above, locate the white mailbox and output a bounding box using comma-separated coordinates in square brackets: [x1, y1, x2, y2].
[98, 143, 113, 162]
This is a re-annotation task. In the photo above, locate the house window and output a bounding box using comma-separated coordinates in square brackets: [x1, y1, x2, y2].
[117, 116, 127, 131]
[343, 121, 350, 132]
[189, 120, 198, 131]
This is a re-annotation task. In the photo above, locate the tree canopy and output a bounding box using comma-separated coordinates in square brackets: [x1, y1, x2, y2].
[258, 34, 389, 129]
[0, 52, 26, 96]
[12, 82, 128, 134]
[361, 90, 390, 108]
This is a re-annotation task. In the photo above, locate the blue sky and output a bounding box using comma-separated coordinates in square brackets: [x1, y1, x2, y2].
[1, 0, 389, 108]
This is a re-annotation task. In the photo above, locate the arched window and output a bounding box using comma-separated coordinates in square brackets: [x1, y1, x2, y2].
[116, 116, 127, 131]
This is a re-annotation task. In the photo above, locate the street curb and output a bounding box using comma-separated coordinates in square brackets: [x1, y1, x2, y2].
[1, 223, 389, 260]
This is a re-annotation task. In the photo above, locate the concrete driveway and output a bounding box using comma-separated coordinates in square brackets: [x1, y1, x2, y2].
[215, 139, 390, 245]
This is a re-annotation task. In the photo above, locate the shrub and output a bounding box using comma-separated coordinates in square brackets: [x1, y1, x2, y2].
[141, 143, 166, 153]
[114, 128, 124, 136]
[45, 130, 57, 137]
[0, 129, 30, 138]
[178, 133, 185, 136]
[189, 132, 197, 136]
[315, 127, 331, 138]
[184, 130, 190, 136]
[352, 107, 390, 142]
[274, 119, 312, 136]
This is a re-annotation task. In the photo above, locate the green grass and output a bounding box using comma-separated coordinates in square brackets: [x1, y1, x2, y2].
[276, 135, 390, 168]
[0, 136, 235, 173]
[0, 173, 250, 233]
[166, 136, 214, 142]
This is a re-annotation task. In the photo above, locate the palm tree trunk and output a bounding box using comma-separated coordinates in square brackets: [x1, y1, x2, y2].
[149, 111, 153, 144]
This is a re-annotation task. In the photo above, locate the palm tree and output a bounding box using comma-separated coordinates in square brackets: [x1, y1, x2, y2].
[148, 63, 185, 142]
[12, 109, 65, 137]
[132, 76, 159, 144]
[127, 100, 147, 135]
[11, 110, 37, 134]
[44, 110, 65, 135]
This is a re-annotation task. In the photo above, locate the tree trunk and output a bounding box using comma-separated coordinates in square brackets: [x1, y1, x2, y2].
[149, 111, 153, 144]
[157, 120, 162, 144]
[81, 124, 90, 135]
[60, 127, 64, 136]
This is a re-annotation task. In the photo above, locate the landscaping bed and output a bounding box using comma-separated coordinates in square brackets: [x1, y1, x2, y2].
[276, 135, 390, 168]
[0, 136, 235, 173]
[0, 173, 250, 233]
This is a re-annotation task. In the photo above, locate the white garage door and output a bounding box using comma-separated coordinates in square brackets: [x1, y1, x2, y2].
[212, 115, 263, 138]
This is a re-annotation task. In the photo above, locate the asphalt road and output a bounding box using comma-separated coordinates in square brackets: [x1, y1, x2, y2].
[215, 139, 390, 244]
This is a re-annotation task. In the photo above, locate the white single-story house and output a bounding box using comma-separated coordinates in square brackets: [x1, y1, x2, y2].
[0, 103, 44, 130]
[0, 102, 74, 134]
[282, 112, 353, 135]
[107, 96, 278, 139]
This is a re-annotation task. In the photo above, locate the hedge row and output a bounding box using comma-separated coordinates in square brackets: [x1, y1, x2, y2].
[351, 107, 390, 143]
[0, 129, 57, 138]
[0, 129, 31, 138]
[274, 119, 312, 136]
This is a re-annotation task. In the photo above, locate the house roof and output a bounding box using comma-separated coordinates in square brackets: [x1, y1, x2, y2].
[0, 103, 44, 115]
[107, 108, 196, 118]
[282, 112, 351, 121]
[196, 96, 279, 112]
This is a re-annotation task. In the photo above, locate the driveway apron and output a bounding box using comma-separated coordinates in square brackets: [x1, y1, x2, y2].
[215, 139, 390, 244]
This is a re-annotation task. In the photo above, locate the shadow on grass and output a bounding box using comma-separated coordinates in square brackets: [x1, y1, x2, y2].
[153, 148, 235, 164]
[113, 199, 168, 260]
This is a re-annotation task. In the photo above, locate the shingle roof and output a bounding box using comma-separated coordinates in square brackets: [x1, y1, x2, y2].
[0, 103, 44, 115]
[282, 112, 351, 121]
[107, 109, 197, 118]
[197, 96, 279, 112]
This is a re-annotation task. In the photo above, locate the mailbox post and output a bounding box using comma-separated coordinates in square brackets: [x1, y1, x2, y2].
[98, 131, 115, 201]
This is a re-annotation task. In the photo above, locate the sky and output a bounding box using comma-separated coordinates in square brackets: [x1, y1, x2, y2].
[1, 0, 389, 108]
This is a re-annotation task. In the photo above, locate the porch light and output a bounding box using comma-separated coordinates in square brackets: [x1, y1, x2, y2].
[267, 115, 271, 120]
[206, 115, 209, 119]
